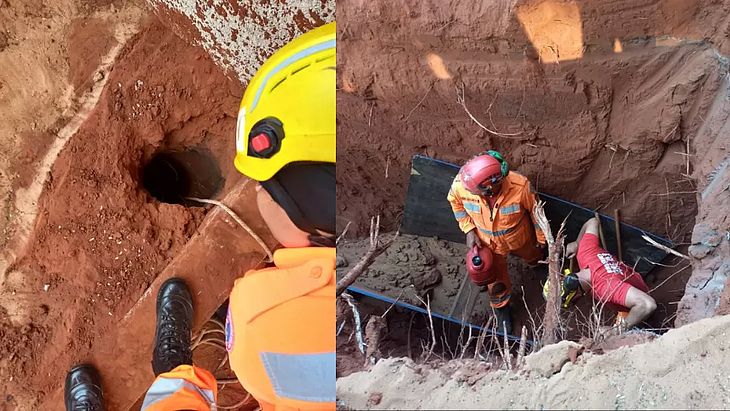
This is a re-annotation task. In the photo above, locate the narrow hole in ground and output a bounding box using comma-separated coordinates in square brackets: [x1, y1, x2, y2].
[142, 148, 223, 206]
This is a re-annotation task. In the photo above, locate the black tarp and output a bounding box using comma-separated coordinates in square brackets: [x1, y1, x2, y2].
[401, 155, 673, 275]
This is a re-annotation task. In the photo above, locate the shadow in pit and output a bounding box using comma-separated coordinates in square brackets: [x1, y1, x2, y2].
[142, 147, 224, 206]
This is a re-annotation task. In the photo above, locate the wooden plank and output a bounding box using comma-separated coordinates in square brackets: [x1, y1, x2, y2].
[41, 181, 277, 410]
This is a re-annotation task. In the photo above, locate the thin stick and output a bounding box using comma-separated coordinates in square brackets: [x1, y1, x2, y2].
[649, 264, 692, 293]
[520, 286, 540, 340]
[413, 294, 437, 362]
[516, 325, 528, 367]
[186, 197, 273, 262]
[342, 293, 366, 354]
[368, 103, 374, 127]
[459, 325, 474, 360]
[534, 200, 566, 345]
[474, 317, 491, 360]
[652, 191, 698, 196]
[614, 209, 623, 261]
[380, 290, 404, 318]
[406, 312, 415, 359]
[503, 322, 512, 371]
[594, 212, 607, 249]
[404, 83, 434, 122]
[686, 138, 691, 176]
[663, 123, 679, 141]
[336, 216, 399, 296]
[336, 221, 352, 245]
[642, 234, 690, 260]
[456, 83, 523, 138]
[337, 320, 346, 336]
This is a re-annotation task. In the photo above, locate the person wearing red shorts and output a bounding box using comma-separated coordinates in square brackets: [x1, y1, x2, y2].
[565, 217, 657, 331]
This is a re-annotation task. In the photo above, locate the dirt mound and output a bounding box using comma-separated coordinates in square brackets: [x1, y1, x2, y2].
[337, 314, 730, 409]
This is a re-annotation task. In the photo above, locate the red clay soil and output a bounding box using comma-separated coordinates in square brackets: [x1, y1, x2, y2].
[1, 16, 246, 408]
[68, 16, 117, 93]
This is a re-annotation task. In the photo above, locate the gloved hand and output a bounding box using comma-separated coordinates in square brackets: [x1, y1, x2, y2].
[466, 229, 481, 249]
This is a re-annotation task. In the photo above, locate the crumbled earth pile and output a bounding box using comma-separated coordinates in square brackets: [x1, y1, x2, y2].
[338, 315, 730, 409]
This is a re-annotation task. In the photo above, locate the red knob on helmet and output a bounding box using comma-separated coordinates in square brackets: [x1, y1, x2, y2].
[466, 245, 495, 286]
[460, 155, 503, 195]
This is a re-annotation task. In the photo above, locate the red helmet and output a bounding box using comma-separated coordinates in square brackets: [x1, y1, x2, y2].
[460, 155, 503, 194]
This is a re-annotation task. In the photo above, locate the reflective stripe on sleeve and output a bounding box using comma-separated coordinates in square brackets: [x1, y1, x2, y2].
[453, 210, 468, 219]
[500, 204, 520, 215]
[142, 377, 216, 410]
[260, 352, 336, 402]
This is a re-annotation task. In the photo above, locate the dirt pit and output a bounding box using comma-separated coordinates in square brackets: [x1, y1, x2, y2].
[142, 148, 224, 206]
[336, 234, 692, 375]
[335, 0, 730, 391]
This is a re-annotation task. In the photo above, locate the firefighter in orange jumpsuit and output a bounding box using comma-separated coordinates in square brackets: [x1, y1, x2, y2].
[63, 22, 335, 411]
[447, 150, 545, 333]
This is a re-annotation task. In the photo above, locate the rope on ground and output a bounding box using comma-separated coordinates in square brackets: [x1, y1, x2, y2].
[186, 197, 274, 262]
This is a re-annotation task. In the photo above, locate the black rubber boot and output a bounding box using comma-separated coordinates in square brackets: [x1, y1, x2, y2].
[64, 364, 105, 411]
[494, 304, 513, 335]
[152, 278, 194, 376]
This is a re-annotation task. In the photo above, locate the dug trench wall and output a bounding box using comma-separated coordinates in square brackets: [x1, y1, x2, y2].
[337, 0, 730, 327]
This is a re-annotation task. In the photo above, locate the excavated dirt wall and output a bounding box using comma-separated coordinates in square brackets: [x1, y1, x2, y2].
[337, 0, 730, 327]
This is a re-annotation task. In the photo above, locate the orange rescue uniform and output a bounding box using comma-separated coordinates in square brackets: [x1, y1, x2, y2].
[142, 247, 335, 411]
[447, 171, 545, 308]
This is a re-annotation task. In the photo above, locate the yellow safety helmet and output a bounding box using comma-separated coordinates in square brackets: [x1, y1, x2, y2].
[234, 22, 336, 181]
[542, 269, 583, 309]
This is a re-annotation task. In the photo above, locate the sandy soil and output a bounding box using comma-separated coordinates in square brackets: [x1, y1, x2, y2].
[338, 314, 730, 409]
[0, 5, 249, 407]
